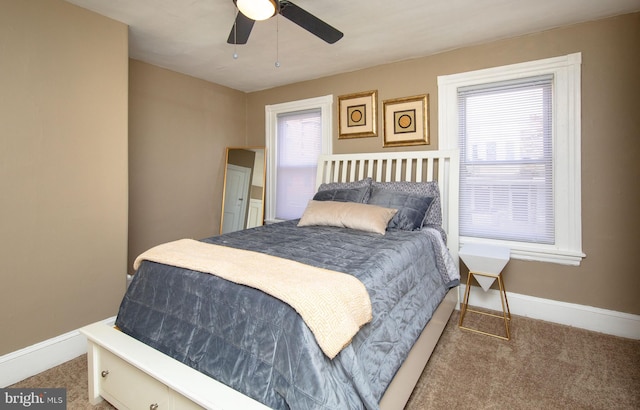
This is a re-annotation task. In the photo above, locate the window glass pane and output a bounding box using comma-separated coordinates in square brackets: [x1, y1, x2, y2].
[276, 109, 321, 220]
[458, 75, 554, 244]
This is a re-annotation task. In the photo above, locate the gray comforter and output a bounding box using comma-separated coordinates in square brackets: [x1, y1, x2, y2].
[115, 220, 459, 410]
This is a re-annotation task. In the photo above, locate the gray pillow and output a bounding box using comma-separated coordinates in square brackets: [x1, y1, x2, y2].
[371, 181, 442, 227]
[317, 178, 373, 202]
[313, 186, 369, 203]
[368, 187, 435, 231]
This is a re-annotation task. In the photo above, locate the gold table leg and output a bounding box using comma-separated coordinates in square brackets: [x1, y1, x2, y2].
[458, 270, 511, 340]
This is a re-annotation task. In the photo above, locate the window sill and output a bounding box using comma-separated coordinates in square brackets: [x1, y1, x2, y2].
[264, 219, 285, 225]
[460, 238, 586, 266]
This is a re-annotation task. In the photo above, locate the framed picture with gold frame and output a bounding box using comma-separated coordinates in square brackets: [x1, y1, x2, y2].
[338, 90, 377, 139]
[383, 94, 429, 147]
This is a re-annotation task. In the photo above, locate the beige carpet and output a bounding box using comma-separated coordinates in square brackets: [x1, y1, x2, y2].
[10, 311, 640, 409]
[407, 311, 640, 409]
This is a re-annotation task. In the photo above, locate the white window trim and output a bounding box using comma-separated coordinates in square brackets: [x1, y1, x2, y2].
[265, 95, 333, 223]
[438, 53, 585, 265]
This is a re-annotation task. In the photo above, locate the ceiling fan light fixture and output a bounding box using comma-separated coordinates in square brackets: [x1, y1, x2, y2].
[236, 0, 277, 21]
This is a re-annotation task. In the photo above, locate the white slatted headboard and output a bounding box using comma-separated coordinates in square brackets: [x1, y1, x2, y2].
[316, 150, 460, 262]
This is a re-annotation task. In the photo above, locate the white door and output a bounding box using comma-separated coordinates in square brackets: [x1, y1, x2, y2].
[222, 164, 251, 234]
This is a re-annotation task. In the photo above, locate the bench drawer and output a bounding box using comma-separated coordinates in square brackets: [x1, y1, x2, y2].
[98, 347, 170, 410]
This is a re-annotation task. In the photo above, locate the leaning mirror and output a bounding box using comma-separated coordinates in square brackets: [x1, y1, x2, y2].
[220, 147, 266, 234]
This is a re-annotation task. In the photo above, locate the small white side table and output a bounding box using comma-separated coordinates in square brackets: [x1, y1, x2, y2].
[458, 244, 512, 340]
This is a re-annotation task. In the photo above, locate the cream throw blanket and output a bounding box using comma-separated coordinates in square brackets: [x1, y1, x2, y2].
[133, 239, 372, 359]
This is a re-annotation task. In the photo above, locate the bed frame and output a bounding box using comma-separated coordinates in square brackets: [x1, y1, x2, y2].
[81, 150, 460, 410]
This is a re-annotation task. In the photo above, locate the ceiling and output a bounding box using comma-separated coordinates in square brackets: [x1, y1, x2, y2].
[65, 0, 640, 92]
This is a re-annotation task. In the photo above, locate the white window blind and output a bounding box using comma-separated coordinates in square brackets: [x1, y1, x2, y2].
[458, 75, 554, 244]
[275, 109, 322, 220]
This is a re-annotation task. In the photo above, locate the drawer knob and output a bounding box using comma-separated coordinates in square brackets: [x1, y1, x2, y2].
[101, 370, 109, 378]
[150, 404, 159, 410]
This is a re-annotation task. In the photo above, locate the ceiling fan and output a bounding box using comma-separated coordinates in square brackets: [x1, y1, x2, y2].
[227, 0, 343, 45]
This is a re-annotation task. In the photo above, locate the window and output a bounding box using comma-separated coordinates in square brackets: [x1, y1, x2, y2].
[459, 75, 554, 244]
[438, 53, 585, 265]
[275, 109, 321, 220]
[265, 95, 333, 222]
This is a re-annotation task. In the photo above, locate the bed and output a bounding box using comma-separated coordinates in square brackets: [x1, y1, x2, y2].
[81, 150, 460, 410]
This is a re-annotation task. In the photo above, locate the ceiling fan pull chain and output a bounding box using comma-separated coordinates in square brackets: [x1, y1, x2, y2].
[233, 8, 239, 59]
[275, 13, 281, 68]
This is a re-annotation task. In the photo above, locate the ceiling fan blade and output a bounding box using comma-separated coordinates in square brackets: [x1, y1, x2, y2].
[279, 1, 343, 44]
[227, 11, 255, 44]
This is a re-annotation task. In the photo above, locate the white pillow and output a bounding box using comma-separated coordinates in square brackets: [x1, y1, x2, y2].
[297, 200, 398, 235]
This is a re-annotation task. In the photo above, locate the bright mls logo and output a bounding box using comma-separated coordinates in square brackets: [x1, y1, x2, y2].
[0, 389, 66, 409]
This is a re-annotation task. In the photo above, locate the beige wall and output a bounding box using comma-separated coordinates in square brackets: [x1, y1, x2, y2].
[247, 13, 640, 315]
[0, 0, 128, 355]
[128, 61, 247, 272]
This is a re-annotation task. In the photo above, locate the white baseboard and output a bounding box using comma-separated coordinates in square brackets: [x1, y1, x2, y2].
[0, 317, 116, 388]
[458, 285, 640, 340]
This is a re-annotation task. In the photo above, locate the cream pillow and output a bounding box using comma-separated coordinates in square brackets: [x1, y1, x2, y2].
[297, 200, 398, 235]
